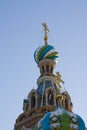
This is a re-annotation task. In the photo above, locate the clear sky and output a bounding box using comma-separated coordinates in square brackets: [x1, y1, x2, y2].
[0, 0, 87, 130]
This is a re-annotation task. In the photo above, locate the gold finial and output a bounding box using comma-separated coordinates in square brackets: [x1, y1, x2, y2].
[42, 23, 49, 45]
[56, 93, 63, 107]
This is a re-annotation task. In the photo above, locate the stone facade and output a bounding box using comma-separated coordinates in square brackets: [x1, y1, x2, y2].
[14, 57, 72, 130]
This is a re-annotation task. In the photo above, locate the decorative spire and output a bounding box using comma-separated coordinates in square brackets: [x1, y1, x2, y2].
[42, 23, 49, 45]
[56, 71, 65, 88]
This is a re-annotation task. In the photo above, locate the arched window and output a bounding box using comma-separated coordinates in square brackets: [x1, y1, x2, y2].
[37, 96, 41, 107]
[65, 98, 68, 110]
[48, 91, 54, 105]
[42, 66, 44, 73]
[51, 66, 53, 73]
[31, 95, 36, 108]
[46, 65, 49, 73]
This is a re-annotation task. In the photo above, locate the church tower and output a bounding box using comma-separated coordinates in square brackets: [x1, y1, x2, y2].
[14, 24, 86, 130]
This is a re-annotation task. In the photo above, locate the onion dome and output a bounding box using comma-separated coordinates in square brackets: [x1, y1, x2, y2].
[34, 23, 59, 64]
[34, 108, 85, 130]
[34, 44, 59, 64]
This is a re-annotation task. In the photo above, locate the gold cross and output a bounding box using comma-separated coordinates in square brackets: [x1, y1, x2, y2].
[42, 23, 49, 45]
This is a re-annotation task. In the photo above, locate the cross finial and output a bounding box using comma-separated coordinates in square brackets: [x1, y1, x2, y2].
[42, 23, 49, 45]
[56, 93, 63, 107]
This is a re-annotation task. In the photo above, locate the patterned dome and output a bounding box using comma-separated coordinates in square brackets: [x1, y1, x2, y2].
[34, 108, 85, 130]
[34, 45, 59, 64]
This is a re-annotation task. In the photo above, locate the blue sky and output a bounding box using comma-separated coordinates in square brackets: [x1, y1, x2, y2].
[0, 0, 87, 130]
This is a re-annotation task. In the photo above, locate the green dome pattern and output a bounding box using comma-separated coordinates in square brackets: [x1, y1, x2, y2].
[34, 45, 59, 64]
[34, 108, 85, 130]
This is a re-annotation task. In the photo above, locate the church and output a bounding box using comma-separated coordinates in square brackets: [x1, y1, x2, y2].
[14, 23, 86, 130]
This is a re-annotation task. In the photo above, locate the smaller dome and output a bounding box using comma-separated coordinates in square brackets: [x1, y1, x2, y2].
[34, 45, 59, 64]
[34, 108, 85, 130]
